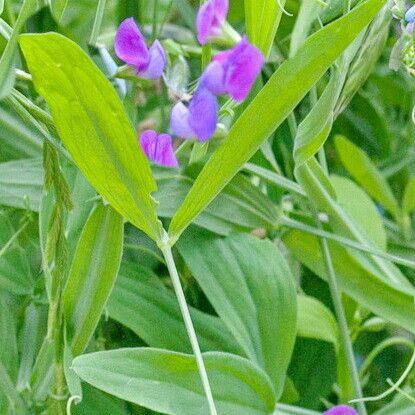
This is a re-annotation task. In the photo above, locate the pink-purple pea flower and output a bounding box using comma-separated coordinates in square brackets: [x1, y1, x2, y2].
[115, 18, 166, 79]
[323, 405, 358, 415]
[405, 5, 415, 34]
[200, 37, 264, 102]
[139, 130, 178, 167]
[197, 0, 229, 44]
[170, 87, 219, 141]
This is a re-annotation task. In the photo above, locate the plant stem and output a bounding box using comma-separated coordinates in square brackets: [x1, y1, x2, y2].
[161, 244, 218, 415]
[318, 227, 367, 415]
[279, 216, 415, 269]
[316, 148, 367, 415]
[89, 0, 107, 47]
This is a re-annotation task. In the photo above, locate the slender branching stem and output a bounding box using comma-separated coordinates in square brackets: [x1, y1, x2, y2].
[160, 243, 218, 415]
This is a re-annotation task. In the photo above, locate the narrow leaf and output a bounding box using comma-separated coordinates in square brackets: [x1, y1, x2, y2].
[335, 135, 400, 218]
[169, 0, 386, 241]
[63, 204, 124, 355]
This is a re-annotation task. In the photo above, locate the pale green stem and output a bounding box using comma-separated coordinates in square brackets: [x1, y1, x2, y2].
[161, 244, 218, 415]
[279, 217, 415, 269]
[316, 147, 367, 415]
[89, 0, 107, 46]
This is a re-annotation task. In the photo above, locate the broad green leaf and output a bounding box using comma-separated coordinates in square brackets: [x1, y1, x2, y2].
[72, 348, 276, 415]
[0, 99, 43, 161]
[169, 0, 386, 241]
[0, 158, 43, 211]
[245, 0, 285, 57]
[0, 0, 39, 98]
[63, 204, 123, 355]
[283, 229, 415, 334]
[335, 135, 400, 218]
[155, 169, 279, 235]
[73, 384, 129, 415]
[178, 229, 297, 397]
[19, 33, 162, 241]
[108, 262, 243, 355]
[297, 295, 339, 352]
[331, 175, 387, 250]
[403, 177, 415, 214]
[49, 0, 68, 21]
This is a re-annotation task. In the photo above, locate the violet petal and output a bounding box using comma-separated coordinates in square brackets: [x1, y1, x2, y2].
[140, 40, 167, 79]
[188, 87, 218, 142]
[170, 102, 195, 139]
[114, 18, 149, 71]
[139, 130, 178, 167]
[223, 37, 264, 102]
[407, 21, 415, 34]
[200, 61, 226, 95]
[324, 405, 358, 415]
[406, 5, 415, 22]
[196, 1, 216, 44]
[153, 133, 179, 167]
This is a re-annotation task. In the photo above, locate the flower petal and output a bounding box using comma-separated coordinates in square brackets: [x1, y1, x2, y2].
[139, 129, 158, 160]
[406, 5, 415, 22]
[196, 0, 216, 44]
[407, 21, 415, 35]
[200, 61, 226, 95]
[224, 37, 264, 102]
[324, 405, 358, 415]
[170, 102, 195, 139]
[214, 0, 229, 22]
[139, 40, 167, 79]
[154, 133, 178, 167]
[139, 130, 178, 167]
[188, 87, 218, 142]
[114, 18, 149, 71]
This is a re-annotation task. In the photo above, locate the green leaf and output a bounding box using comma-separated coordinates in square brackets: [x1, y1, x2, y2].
[19, 33, 162, 241]
[49, 0, 68, 21]
[155, 169, 280, 235]
[177, 229, 297, 397]
[0, 211, 34, 295]
[168, 0, 386, 241]
[0, 0, 39, 99]
[63, 204, 124, 356]
[335, 135, 400, 218]
[0, 99, 43, 161]
[331, 175, 387, 250]
[72, 348, 276, 415]
[107, 262, 243, 355]
[245, 0, 285, 57]
[297, 295, 339, 353]
[283, 229, 415, 334]
[0, 0, 4, 14]
[0, 158, 43, 212]
[403, 177, 415, 214]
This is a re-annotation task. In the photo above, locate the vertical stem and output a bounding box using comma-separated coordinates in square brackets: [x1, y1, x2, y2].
[89, 0, 107, 46]
[161, 245, 218, 415]
[317, 147, 367, 415]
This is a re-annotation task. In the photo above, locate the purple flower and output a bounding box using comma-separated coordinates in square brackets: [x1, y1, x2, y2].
[200, 37, 264, 102]
[170, 87, 218, 141]
[115, 18, 166, 79]
[324, 405, 358, 415]
[405, 5, 415, 22]
[196, 0, 229, 44]
[407, 21, 415, 34]
[139, 130, 178, 167]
